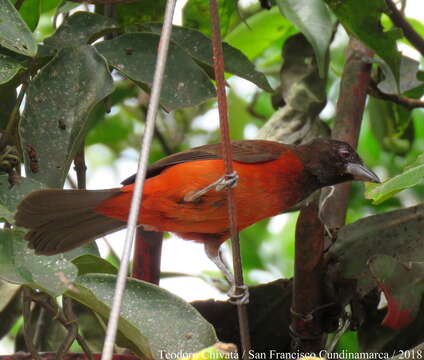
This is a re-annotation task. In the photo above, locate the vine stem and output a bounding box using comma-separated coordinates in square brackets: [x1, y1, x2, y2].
[209, 0, 251, 358]
[99, 1, 176, 359]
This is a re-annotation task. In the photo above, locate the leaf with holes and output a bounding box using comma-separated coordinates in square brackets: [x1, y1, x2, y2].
[365, 153, 424, 204]
[96, 33, 215, 110]
[276, 0, 333, 78]
[20, 45, 114, 188]
[325, 0, 401, 88]
[225, 7, 296, 60]
[141, 23, 272, 92]
[44, 11, 119, 49]
[329, 204, 424, 296]
[369, 255, 424, 329]
[69, 274, 218, 358]
[0, 0, 37, 56]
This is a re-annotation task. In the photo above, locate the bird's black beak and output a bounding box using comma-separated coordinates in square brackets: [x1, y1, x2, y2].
[346, 163, 381, 183]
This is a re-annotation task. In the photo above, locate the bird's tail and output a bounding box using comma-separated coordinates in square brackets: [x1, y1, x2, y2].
[15, 189, 126, 255]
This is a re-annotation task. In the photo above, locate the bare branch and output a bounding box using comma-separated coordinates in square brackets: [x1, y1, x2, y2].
[368, 79, 424, 109]
[385, 0, 424, 56]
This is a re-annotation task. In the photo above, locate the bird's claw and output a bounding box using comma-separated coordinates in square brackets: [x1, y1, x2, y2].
[184, 171, 239, 203]
[215, 171, 239, 192]
[228, 284, 249, 305]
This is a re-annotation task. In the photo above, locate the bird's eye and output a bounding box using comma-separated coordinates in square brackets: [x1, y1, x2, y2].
[339, 149, 350, 158]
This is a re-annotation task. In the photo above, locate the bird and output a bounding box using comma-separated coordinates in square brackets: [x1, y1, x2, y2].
[15, 138, 379, 293]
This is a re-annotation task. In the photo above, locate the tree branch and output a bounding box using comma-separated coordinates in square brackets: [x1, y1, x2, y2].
[321, 37, 373, 229]
[385, 0, 424, 56]
[132, 229, 163, 284]
[290, 201, 325, 352]
[368, 79, 424, 109]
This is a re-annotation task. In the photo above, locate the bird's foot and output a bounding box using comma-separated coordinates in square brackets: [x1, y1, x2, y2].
[184, 171, 239, 202]
[228, 284, 249, 305]
[215, 171, 239, 192]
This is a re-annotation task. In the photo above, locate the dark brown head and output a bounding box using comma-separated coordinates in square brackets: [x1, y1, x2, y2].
[294, 139, 380, 187]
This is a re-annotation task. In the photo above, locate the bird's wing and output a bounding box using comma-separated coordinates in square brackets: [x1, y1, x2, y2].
[121, 140, 290, 185]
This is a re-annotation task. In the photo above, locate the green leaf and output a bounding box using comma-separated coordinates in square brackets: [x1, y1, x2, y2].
[0, 229, 81, 296]
[72, 254, 118, 276]
[0, 82, 16, 129]
[0, 50, 24, 84]
[0, 175, 46, 223]
[18, 0, 41, 32]
[0, 280, 21, 339]
[365, 153, 424, 204]
[183, 0, 237, 37]
[377, 56, 423, 95]
[55, 1, 80, 15]
[20, 45, 114, 188]
[225, 7, 296, 60]
[40, 0, 62, 13]
[0, 279, 20, 312]
[276, 0, 333, 78]
[330, 203, 424, 296]
[114, 0, 166, 28]
[369, 255, 424, 329]
[86, 112, 135, 148]
[44, 11, 119, 49]
[325, 0, 401, 87]
[367, 97, 413, 156]
[0, 0, 37, 56]
[69, 274, 218, 358]
[96, 33, 215, 110]
[142, 23, 272, 92]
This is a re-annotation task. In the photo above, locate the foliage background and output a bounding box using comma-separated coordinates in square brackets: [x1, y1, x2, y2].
[0, 0, 424, 357]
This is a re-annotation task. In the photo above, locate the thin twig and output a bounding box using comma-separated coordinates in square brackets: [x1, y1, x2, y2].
[28, 293, 93, 356]
[66, 174, 78, 190]
[14, 0, 25, 10]
[100, 2, 177, 360]
[139, 104, 173, 155]
[153, 124, 173, 155]
[56, 297, 79, 360]
[61, 297, 94, 360]
[368, 79, 424, 109]
[385, 0, 424, 56]
[209, 0, 251, 359]
[22, 288, 42, 360]
[33, 307, 49, 350]
[6, 81, 28, 136]
[74, 147, 87, 190]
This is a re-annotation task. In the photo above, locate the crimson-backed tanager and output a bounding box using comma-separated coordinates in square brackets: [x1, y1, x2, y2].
[15, 139, 379, 285]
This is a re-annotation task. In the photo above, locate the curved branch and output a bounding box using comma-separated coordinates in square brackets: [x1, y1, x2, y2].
[385, 0, 424, 56]
[368, 79, 424, 109]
